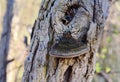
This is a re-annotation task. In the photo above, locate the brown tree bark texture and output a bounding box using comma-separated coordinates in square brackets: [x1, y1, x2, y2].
[22, 0, 111, 82]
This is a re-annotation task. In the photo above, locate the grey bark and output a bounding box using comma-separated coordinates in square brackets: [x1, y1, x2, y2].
[22, 0, 111, 82]
[0, 0, 14, 82]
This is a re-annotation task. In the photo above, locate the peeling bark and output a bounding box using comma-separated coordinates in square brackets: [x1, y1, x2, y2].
[22, 0, 111, 82]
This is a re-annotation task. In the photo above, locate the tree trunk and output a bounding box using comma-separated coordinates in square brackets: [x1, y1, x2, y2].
[22, 0, 111, 82]
[0, 0, 14, 82]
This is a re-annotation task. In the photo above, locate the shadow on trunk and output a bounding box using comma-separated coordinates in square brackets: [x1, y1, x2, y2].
[0, 0, 14, 82]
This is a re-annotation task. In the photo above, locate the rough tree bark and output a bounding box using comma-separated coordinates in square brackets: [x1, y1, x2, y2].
[22, 0, 111, 82]
[0, 0, 14, 82]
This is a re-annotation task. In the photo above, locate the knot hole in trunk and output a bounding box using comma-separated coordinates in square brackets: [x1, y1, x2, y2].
[61, 3, 80, 25]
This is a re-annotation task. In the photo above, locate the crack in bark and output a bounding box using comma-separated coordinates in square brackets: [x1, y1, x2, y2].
[31, 20, 36, 40]
[30, 40, 39, 72]
[93, 0, 96, 22]
[84, 65, 89, 79]
[63, 66, 72, 82]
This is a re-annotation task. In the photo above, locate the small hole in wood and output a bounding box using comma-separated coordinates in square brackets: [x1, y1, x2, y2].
[61, 3, 80, 25]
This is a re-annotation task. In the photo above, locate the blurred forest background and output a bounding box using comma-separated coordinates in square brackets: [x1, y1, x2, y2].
[0, 0, 120, 82]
